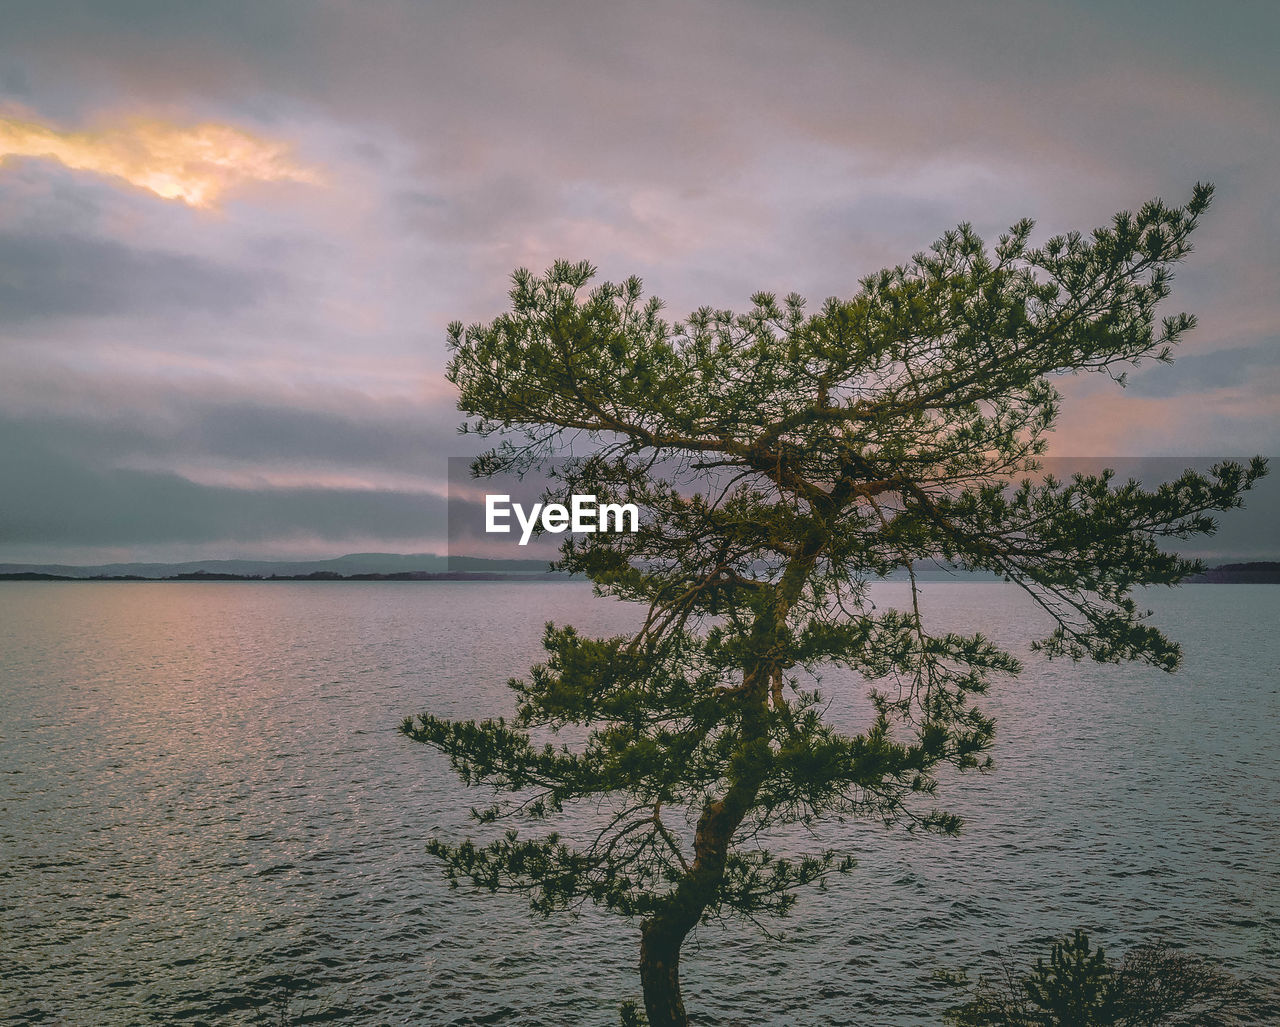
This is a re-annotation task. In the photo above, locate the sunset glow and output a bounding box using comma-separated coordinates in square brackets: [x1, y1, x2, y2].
[0, 116, 319, 207]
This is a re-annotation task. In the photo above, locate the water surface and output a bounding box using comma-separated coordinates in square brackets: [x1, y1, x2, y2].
[1, 581, 1276, 1024]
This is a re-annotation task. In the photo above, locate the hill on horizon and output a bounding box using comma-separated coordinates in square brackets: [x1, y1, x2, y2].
[2, 554, 1277, 583]
[0, 552, 554, 579]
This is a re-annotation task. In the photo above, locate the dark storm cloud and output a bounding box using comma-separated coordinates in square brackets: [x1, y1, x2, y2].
[1126, 343, 1280, 399]
[0, 426, 444, 547]
[0, 231, 276, 322]
[0, 382, 467, 483]
[181, 401, 443, 468]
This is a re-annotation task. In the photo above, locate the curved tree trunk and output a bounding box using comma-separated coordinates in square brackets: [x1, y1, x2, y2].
[638, 545, 819, 1025]
[638, 667, 774, 1026]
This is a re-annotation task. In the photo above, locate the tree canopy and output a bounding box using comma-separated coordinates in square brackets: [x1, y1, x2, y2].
[402, 183, 1266, 1026]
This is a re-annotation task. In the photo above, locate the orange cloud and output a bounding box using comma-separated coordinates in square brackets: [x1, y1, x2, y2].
[0, 116, 320, 208]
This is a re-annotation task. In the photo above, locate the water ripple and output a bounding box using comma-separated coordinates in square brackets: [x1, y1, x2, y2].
[1, 581, 1276, 1024]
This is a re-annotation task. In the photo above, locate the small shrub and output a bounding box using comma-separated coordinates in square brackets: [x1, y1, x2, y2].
[941, 929, 1270, 1026]
[620, 998, 648, 1026]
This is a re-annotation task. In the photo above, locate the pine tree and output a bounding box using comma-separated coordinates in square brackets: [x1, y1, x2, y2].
[402, 183, 1265, 1025]
[1024, 931, 1115, 1023]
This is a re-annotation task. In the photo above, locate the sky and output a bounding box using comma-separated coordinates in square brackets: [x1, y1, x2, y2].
[0, 0, 1276, 564]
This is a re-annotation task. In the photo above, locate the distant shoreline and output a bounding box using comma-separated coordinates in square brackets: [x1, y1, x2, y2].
[3, 562, 1277, 583]
[1183, 561, 1280, 583]
[0, 570, 568, 582]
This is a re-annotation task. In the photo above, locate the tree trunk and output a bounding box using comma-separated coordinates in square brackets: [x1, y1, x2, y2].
[639, 918, 689, 1027]
[637, 668, 774, 1025]
[636, 561, 813, 1025]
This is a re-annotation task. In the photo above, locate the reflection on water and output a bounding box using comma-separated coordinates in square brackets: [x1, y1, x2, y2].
[1, 581, 1277, 1024]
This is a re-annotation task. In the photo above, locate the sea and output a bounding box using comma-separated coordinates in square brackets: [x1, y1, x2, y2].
[1, 581, 1276, 1025]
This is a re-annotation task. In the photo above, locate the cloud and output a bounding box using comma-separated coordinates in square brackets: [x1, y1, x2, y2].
[0, 1, 1275, 562]
[0, 374, 468, 558]
[0, 425, 446, 549]
[1126, 343, 1280, 400]
[0, 114, 320, 207]
[1049, 375, 1278, 457]
[0, 230, 276, 321]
